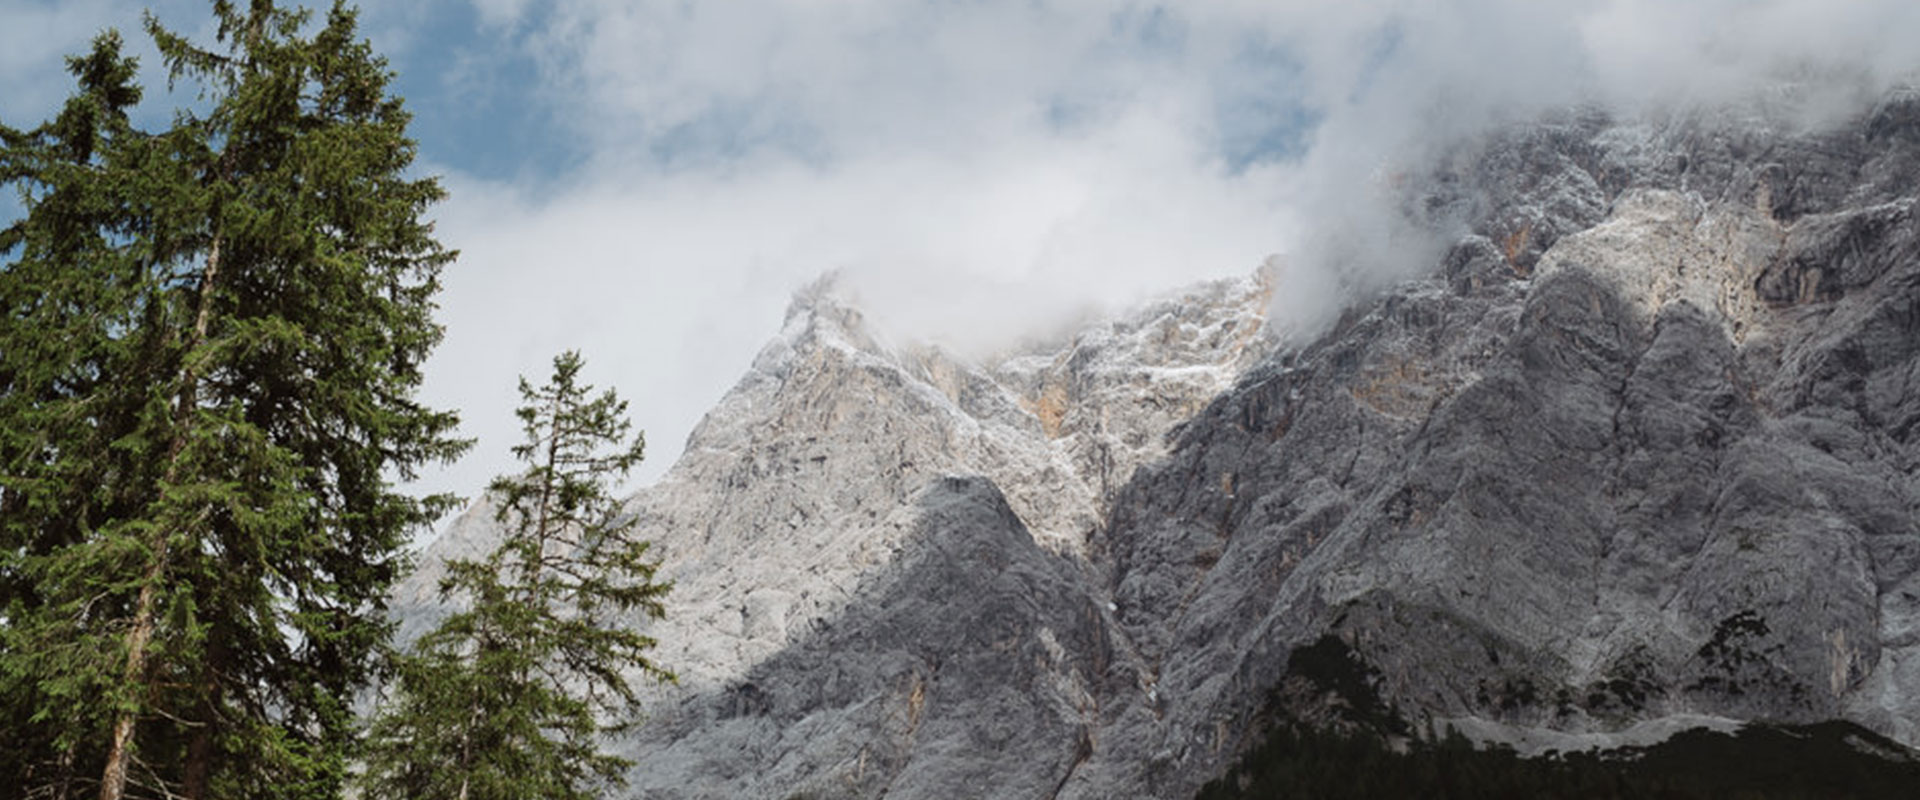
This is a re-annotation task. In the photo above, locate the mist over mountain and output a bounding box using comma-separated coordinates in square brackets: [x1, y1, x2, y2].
[399, 82, 1920, 797]
[396, 0, 1920, 505]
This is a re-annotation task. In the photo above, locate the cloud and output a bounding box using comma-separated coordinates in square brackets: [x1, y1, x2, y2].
[409, 0, 1920, 503]
[1579, 0, 1920, 111]
[415, 106, 1293, 500]
[9, 0, 1920, 508]
[408, 2, 1314, 500]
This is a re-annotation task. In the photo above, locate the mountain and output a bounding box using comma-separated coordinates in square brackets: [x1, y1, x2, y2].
[398, 87, 1920, 798]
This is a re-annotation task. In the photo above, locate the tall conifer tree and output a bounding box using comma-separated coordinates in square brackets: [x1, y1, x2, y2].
[0, 3, 466, 798]
[361, 351, 673, 800]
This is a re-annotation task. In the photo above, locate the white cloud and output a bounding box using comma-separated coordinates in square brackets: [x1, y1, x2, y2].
[466, 0, 533, 29]
[9, 0, 1920, 509]
[406, 0, 1920, 504]
[415, 104, 1293, 500]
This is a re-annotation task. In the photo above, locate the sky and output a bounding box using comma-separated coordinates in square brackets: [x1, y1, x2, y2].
[5, 0, 1920, 516]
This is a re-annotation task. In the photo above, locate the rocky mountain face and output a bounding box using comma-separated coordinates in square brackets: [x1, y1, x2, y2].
[400, 87, 1920, 798]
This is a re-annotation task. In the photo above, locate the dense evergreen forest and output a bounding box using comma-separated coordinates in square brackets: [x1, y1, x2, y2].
[0, 3, 667, 798]
[1199, 636, 1920, 800]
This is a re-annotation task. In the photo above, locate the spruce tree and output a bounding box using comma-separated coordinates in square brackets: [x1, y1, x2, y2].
[361, 351, 674, 800]
[0, 29, 159, 796]
[0, 3, 466, 798]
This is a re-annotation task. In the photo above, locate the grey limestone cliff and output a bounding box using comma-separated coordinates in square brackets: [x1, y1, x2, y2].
[398, 89, 1920, 798]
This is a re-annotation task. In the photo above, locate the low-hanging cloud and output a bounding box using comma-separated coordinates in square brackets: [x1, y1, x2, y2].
[7, 0, 1919, 504]
[420, 0, 1920, 501]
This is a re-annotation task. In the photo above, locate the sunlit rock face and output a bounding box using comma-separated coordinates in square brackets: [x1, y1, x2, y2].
[397, 89, 1920, 798]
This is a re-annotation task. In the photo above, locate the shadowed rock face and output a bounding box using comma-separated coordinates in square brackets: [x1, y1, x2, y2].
[400, 270, 1275, 799]
[399, 90, 1920, 799]
[1072, 96, 1920, 796]
[617, 477, 1114, 799]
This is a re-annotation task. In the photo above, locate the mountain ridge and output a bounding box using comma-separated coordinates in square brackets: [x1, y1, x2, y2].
[398, 89, 1920, 798]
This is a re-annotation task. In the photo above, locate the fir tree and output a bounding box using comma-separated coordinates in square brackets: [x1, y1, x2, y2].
[0, 3, 466, 798]
[361, 351, 674, 800]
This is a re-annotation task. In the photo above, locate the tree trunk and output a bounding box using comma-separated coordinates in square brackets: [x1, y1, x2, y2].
[181, 634, 227, 800]
[456, 676, 483, 800]
[51, 744, 76, 800]
[97, 569, 162, 800]
[182, 709, 214, 800]
[99, 237, 222, 800]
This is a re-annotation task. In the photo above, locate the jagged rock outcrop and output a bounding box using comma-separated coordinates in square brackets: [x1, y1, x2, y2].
[399, 270, 1275, 797]
[399, 88, 1920, 798]
[1069, 93, 1920, 796]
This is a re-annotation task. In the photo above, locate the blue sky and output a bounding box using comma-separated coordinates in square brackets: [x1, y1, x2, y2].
[7, 0, 1919, 516]
[383, 3, 585, 184]
[376, 1, 1322, 182]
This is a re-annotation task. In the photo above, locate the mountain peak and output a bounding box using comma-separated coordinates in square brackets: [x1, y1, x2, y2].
[398, 91, 1920, 797]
